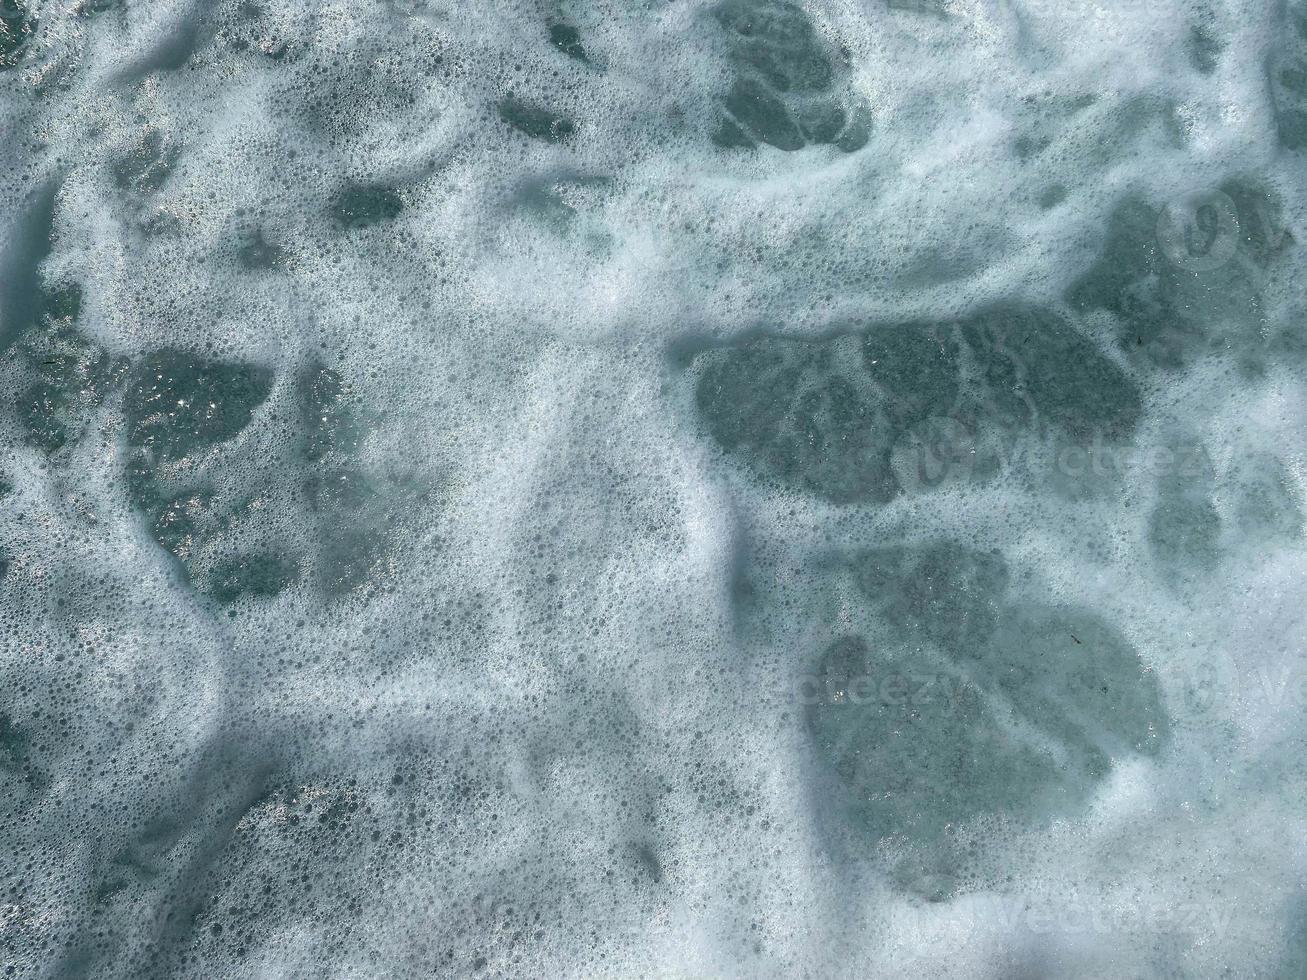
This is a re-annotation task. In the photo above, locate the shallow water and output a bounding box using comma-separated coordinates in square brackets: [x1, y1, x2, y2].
[1, 0, 1305, 976]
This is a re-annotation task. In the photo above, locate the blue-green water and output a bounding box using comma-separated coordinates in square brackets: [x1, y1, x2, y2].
[1, 0, 1306, 976]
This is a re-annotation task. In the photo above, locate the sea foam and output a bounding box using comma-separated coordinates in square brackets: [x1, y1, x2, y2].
[1, 0, 1305, 976]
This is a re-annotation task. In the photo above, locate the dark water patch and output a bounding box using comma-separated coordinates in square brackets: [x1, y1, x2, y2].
[6, 276, 127, 456]
[1269, 2, 1307, 149]
[0, 0, 36, 70]
[1068, 178, 1295, 372]
[330, 182, 405, 230]
[124, 350, 274, 465]
[548, 22, 587, 63]
[0, 179, 61, 356]
[498, 96, 576, 142]
[805, 541, 1168, 886]
[112, 130, 180, 195]
[688, 304, 1139, 503]
[710, 0, 870, 153]
[112, 0, 211, 83]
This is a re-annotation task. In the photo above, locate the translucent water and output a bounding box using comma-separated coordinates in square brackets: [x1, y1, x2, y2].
[1, 0, 1305, 976]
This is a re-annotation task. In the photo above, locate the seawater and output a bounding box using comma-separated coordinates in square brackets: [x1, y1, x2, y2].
[1, 0, 1306, 976]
